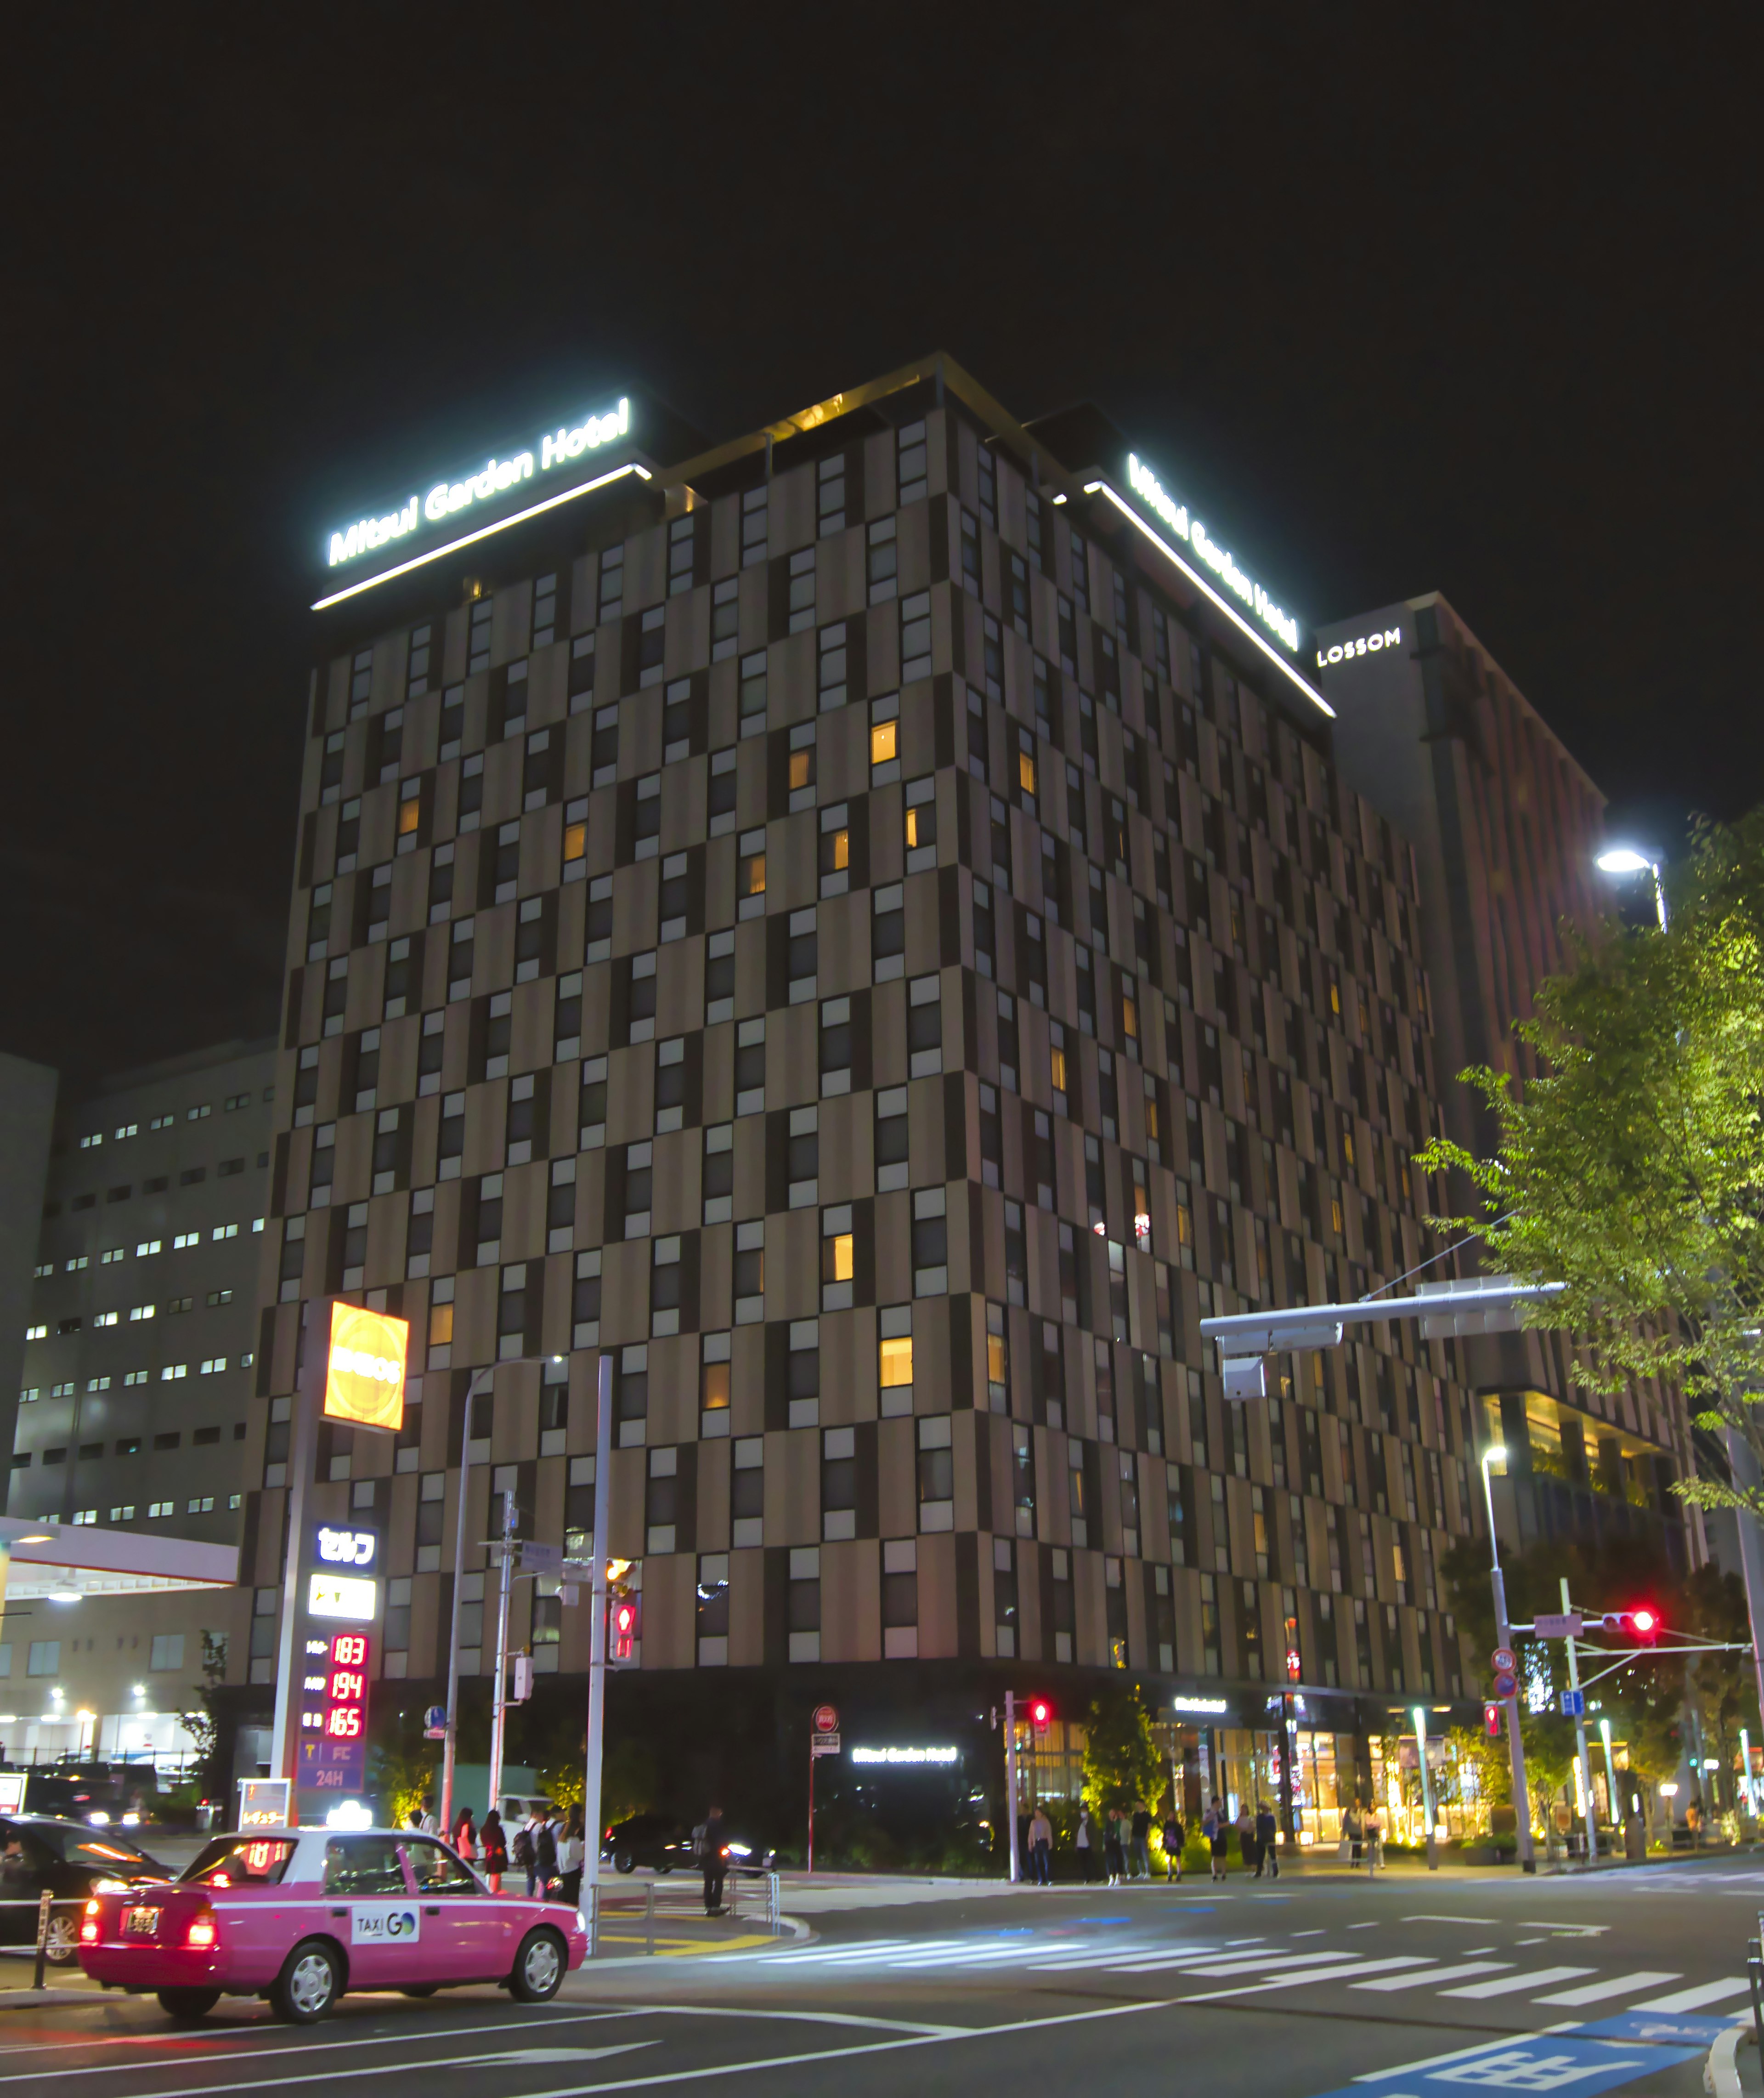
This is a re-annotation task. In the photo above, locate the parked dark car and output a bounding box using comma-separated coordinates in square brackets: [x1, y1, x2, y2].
[0, 1815, 172, 1963]
[599, 1813, 775, 1877]
[3, 1761, 159, 1825]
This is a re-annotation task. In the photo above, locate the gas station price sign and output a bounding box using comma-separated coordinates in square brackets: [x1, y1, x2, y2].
[299, 1628, 373, 1792]
[296, 1520, 379, 1800]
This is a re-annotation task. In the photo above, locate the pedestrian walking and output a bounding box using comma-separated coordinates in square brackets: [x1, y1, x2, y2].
[1204, 1795, 1228, 1881]
[1130, 1803, 1153, 1881]
[534, 1806, 560, 1896]
[481, 1809, 509, 1892]
[452, 1807, 477, 1863]
[700, 1804, 728, 1914]
[1104, 1808, 1125, 1886]
[1028, 1806, 1053, 1887]
[1254, 1799, 1278, 1880]
[1344, 1802, 1362, 1868]
[1364, 1802, 1383, 1876]
[1162, 1807, 1185, 1882]
[556, 1806, 585, 1908]
[511, 1814, 537, 1895]
[418, 1793, 439, 1835]
[1236, 1801, 1256, 1875]
[1075, 1806, 1097, 1882]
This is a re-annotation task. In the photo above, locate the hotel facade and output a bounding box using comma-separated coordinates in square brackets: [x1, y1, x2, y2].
[218, 357, 1674, 1836]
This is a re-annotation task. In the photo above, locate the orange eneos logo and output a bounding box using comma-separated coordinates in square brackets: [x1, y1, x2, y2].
[323, 1302, 409, 1433]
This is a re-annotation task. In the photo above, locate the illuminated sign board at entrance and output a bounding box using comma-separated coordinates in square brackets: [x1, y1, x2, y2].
[1125, 454, 1301, 654]
[324, 396, 632, 568]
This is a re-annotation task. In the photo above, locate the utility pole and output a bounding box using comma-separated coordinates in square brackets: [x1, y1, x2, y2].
[1562, 1578, 1600, 1865]
[1412, 1705, 1438, 1869]
[1004, 1690, 1020, 1884]
[486, 1488, 518, 1814]
[1481, 1452, 1536, 1871]
[579, 1353, 614, 1951]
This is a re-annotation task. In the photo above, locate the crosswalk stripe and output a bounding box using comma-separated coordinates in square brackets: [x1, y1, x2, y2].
[1631, 1979, 1753, 2012]
[1533, 1971, 1680, 2006]
[1350, 1963, 1513, 1993]
[1144, 1950, 1373, 1978]
[1440, 1966, 1595, 1999]
[1180, 1957, 1430, 1998]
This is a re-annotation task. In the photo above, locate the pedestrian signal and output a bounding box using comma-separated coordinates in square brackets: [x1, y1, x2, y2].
[1029, 1697, 1052, 1734]
[611, 1595, 641, 1665]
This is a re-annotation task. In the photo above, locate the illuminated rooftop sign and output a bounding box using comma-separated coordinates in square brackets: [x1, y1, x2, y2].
[322, 396, 633, 570]
[1126, 455, 1300, 653]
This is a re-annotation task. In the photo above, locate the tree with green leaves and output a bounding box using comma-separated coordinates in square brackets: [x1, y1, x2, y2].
[1418, 811, 1764, 1522]
[1080, 1680, 1166, 1815]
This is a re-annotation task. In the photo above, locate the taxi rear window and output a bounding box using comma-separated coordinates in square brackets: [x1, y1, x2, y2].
[183, 1837, 296, 1886]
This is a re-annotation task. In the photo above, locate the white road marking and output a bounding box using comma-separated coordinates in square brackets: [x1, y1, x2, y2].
[1533, 1971, 1681, 2006]
[1631, 1978, 1753, 2011]
[1439, 1967, 1595, 1999]
[458, 2050, 652, 2066]
[1177, 1957, 1431, 2000]
[0, 2011, 639, 2081]
[1350, 1963, 1513, 1993]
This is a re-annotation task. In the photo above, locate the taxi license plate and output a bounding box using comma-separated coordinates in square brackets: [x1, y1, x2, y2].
[124, 1906, 161, 1937]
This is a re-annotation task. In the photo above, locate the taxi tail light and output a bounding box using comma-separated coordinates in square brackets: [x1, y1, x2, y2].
[186, 1906, 219, 1949]
[80, 1900, 101, 1944]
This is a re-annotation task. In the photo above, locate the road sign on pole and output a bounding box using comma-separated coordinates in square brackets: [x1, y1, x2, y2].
[1534, 1612, 1584, 1639]
[1560, 1689, 1586, 1718]
[1493, 1671, 1518, 1700]
[813, 1703, 839, 1734]
[1491, 1646, 1516, 1675]
[423, 1704, 447, 1740]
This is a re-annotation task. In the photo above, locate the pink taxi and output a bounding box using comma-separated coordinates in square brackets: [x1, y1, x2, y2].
[78, 1826, 586, 2024]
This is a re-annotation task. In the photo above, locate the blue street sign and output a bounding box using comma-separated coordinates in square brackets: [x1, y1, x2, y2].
[424, 1705, 447, 1730]
[1561, 1688, 1586, 1718]
[1306, 2034, 1701, 2098]
[1493, 1671, 1518, 1699]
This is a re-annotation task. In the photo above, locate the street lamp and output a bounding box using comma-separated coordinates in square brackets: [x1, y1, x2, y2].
[1480, 1444, 1536, 1873]
[1595, 846, 1668, 931]
[438, 1353, 564, 1838]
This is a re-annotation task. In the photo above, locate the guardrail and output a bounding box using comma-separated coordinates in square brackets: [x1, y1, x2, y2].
[589, 1871, 783, 1955]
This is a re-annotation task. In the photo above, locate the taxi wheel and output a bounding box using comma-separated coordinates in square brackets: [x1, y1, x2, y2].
[271, 1939, 342, 2024]
[508, 1927, 566, 2003]
[158, 1989, 222, 2024]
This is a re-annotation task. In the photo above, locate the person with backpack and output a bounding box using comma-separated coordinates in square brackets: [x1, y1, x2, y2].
[511, 1814, 537, 1895]
[555, 1806, 584, 1908]
[1161, 1805, 1185, 1882]
[533, 1806, 560, 1896]
[480, 1809, 509, 1892]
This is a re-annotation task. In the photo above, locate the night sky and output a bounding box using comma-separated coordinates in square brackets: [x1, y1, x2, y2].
[10, 10, 1750, 1091]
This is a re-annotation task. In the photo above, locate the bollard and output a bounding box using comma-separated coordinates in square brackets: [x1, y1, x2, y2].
[645, 1881, 655, 1956]
[768, 1871, 781, 1935]
[32, 1890, 54, 1991]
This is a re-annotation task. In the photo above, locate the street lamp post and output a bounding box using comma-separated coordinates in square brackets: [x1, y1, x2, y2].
[1481, 1445, 1536, 1873]
[1595, 846, 1668, 932]
[438, 1354, 563, 1839]
[579, 1351, 614, 1953]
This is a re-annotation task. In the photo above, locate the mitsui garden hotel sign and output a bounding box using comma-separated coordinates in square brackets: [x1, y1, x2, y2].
[324, 395, 633, 569]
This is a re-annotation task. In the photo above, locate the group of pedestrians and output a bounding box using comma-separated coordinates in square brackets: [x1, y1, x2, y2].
[435, 1798, 586, 1904]
[1021, 1801, 1182, 1885]
[1198, 1796, 1281, 1880]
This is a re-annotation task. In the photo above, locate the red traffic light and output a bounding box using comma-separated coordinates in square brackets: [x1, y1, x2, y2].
[611, 1596, 640, 1662]
[1029, 1698, 1052, 1732]
[1600, 1607, 1662, 1642]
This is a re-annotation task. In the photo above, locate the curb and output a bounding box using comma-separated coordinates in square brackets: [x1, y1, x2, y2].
[1706, 2024, 1753, 2098]
[0, 1988, 100, 2010]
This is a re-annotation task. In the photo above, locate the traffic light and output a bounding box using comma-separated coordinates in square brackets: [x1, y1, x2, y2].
[610, 1594, 641, 1666]
[1029, 1697, 1052, 1735]
[1600, 1607, 1662, 1643]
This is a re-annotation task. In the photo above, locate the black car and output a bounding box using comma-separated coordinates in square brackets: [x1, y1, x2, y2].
[600, 1813, 775, 1877]
[0, 1815, 172, 1963]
